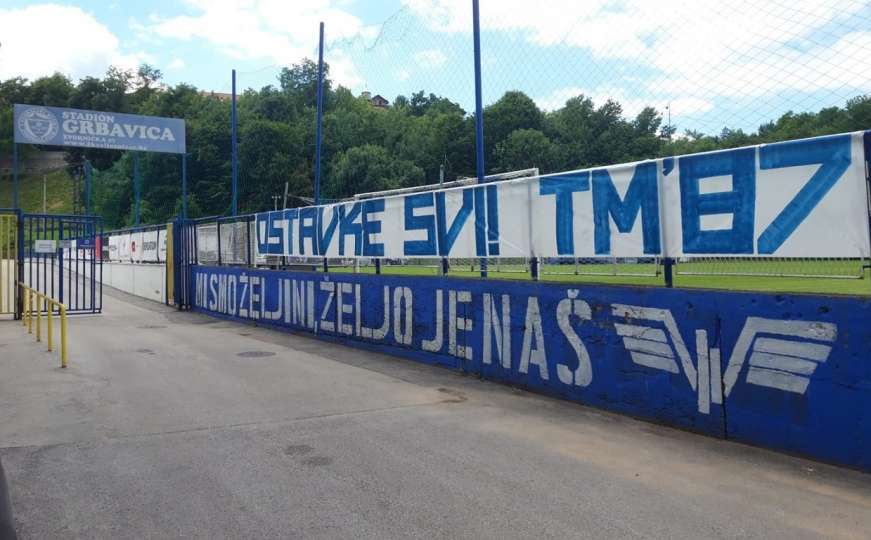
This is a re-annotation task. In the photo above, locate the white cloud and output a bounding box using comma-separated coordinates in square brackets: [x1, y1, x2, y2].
[413, 49, 447, 68]
[145, 0, 377, 88]
[0, 4, 147, 81]
[404, 0, 871, 100]
[168, 58, 186, 70]
[535, 85, 714, 121]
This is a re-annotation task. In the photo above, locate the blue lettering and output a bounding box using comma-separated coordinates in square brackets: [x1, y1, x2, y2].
[539, 174, 591, 255]
[282, 209, 298, 256]
[362, 199, 385, 257]
[317, 206, 340, 256]
[757, 134, 851, 254]
[298, 207, 319, 255]
[592, 162, 660, 255]
[255, 213, 270, 255]
[473, 187, 487, 257]
[680, 148, 755, 254]
[338, 203, 362, 256]
[436, 188, 474, 256]
[404, 193, 437, 256]
[267, 211, 286, 255]
[487, 185, 500, 256]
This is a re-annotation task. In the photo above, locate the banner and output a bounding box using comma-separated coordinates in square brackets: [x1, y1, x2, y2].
[141, 230, 160, 262]
[191, 266, 871, 472]
[256, 131, 870, 259]
[14, 104, 185, 154]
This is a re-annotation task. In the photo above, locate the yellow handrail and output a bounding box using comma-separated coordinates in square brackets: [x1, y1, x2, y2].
[18, 282, 68, 368]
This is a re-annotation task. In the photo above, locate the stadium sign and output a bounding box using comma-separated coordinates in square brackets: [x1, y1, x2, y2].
[14, 104, 185, 154]
[255, 131, 870, 259]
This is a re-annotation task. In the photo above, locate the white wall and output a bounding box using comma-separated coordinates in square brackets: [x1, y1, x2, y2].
[61, 260, 166, 303]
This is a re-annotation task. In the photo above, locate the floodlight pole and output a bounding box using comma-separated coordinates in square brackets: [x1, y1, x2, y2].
[181, 153, 188, 219]
[84, 159, 92, 215]
[12, 143, 18, 209]
[133, 152, 141, 226]
[473, 0, 488, 277]
[231, 68, 238, 216]
[314, 21, 325, 206]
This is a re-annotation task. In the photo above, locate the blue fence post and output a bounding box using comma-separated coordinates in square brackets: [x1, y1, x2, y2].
[663, 257, 675, 288]
[133, 152, 141, 226]
[865, 131, 871, 291]
[12, 144, 18, 209]
[15, 209, 23, 320]
[84, 159, 92, 215]
[231, 69, 238, 217]
[472, 0, 487, 278]
[181, 153, 188, 219]
[314, 21, 325, 206]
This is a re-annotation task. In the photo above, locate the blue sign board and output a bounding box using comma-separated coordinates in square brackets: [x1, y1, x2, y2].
[191, 265, 871, 472]
[14, 104, 185, 154]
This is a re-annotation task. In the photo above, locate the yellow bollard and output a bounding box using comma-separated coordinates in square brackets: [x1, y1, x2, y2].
[47, 301, 53, 352]
[36, 294, 42, 343]
[22, 285, 28, 328]
[26, 289, 32, 334]
[60, 304, 68, 369]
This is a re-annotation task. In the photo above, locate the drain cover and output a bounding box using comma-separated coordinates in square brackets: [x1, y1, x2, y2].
[236, 351, 276, 358]
[137, 325, 166, 329]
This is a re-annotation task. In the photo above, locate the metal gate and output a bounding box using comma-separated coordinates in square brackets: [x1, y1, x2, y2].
[20, 213, 103, 315]
[0, 210, 19, 318]
[172, 218, 196, 310]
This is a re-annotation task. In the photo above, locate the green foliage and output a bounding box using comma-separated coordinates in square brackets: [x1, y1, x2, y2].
[325, 144, 425, 199]
[2, 62, 869, 229]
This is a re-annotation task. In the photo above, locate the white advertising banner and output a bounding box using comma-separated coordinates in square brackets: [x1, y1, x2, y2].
[141, 230, 159, 262]
[255, 132, 870, 260]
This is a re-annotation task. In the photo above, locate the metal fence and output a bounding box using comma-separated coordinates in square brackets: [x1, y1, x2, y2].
[175, 212, 870, 296]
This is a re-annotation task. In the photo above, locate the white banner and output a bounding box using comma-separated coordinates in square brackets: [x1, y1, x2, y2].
[158, 229, 167, 262]
[255, 132, 870, 260]
[141, 230, 159, 262]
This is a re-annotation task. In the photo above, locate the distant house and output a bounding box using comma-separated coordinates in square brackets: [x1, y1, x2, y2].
[370, 95, 389, 108]
[361, 91, 389, 109]
[201, 91, 233, 102]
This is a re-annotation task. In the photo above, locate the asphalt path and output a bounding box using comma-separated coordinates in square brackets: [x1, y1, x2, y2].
[1, 287, 869, 539]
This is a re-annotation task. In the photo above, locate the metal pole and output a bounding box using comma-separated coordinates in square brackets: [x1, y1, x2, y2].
[43, 174, 47, 213]
[283, 181, 289, 209]
[12, 144, 19, 209]
[85, 160, 92, 214]
[231, 68, 238, 216]
[133, 152, 141, 226]
[314, 21, 325, 206]
[181, 154, 188, 219]
[472, 0, 487, 278]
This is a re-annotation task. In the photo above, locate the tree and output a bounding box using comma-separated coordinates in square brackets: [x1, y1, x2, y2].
[278, 59, 331, 110]
[325, 145, 425, 199]
[495, 129, 557, 173]
[482, 91, 543, 166]
[2, 60, 867, 226]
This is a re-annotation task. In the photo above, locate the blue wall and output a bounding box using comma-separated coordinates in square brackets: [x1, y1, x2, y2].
[191, 266, 871, 472]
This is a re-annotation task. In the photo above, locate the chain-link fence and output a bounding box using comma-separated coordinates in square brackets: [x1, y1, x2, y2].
[310, 1, 871, 287]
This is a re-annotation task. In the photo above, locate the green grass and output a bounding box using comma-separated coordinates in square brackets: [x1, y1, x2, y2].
[0, 169, 75, 214]
[322, 260, 871, 296]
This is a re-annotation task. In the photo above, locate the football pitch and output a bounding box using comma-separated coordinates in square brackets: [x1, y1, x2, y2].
[323, 259, 871, 296]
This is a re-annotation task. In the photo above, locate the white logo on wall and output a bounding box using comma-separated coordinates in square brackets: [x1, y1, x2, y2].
[17, 106, 59, 143]
[614, 305, 836, 414]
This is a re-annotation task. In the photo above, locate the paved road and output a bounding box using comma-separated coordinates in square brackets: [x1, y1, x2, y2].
[1, 288, 870, 539]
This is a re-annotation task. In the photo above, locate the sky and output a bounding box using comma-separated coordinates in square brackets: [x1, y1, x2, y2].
[1, 0, 870, 134]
